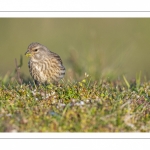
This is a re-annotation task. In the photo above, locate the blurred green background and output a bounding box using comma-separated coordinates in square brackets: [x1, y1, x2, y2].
[0, 18, 150, 81]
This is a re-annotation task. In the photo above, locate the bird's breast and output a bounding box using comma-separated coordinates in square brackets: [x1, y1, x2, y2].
[29, 60, 48, 82]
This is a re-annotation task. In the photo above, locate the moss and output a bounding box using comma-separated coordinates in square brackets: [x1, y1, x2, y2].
[0, 74, 150, 132]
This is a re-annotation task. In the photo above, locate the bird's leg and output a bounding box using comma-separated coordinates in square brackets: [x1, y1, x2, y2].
[34, 80, 40, 89]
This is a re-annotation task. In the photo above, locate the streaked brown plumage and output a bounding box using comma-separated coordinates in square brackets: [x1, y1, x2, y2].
[25, 42, 65, 85]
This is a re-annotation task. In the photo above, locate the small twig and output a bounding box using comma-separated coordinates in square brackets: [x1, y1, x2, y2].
[15, 58, 22, 85]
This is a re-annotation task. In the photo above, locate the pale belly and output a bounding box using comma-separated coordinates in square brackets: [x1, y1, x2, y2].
[29, 61, 49, 83]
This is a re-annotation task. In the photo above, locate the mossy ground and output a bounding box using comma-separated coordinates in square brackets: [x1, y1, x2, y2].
[0, 73, 150, 132]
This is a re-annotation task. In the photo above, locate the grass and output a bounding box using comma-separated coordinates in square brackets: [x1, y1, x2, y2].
[1, 72, 150, 132]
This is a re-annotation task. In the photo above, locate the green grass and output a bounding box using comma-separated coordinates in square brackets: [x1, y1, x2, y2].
[1, 73, 150, 132]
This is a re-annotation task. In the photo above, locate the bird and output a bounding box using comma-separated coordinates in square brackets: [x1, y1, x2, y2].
[25, 42, 65, 85]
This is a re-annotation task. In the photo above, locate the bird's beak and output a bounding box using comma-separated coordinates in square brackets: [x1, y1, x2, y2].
[25, 50, 32, 57]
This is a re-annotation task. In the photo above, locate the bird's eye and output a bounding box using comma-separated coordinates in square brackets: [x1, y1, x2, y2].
[34, 49, 38, 52]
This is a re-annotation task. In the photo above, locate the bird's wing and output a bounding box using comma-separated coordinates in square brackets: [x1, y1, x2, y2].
[49, 52, 63, 64]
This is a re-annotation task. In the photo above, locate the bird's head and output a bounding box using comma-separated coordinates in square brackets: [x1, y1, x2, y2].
[25, 42, 49, 61]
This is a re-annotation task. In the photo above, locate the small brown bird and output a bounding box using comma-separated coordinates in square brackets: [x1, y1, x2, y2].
[25, 42, 65, 85]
